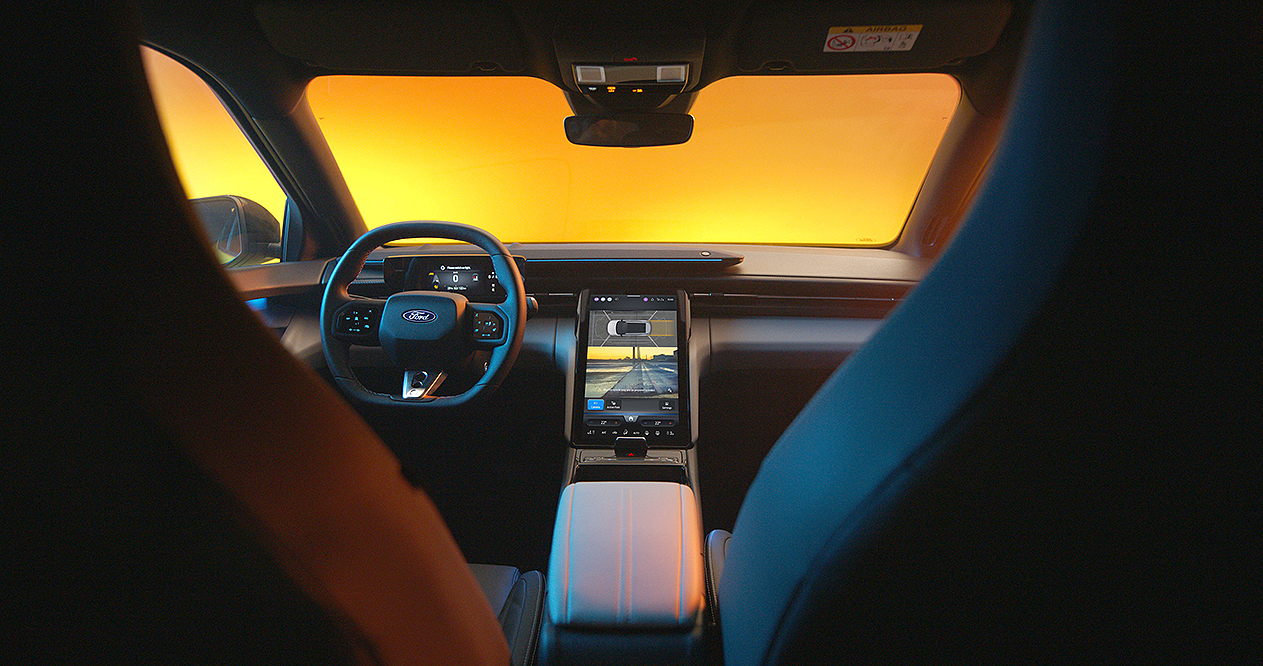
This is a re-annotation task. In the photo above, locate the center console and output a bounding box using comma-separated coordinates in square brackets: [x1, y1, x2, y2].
[541, 290, 707, 666]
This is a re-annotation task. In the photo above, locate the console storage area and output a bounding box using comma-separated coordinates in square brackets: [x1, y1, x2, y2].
[540, 481, 705, 666]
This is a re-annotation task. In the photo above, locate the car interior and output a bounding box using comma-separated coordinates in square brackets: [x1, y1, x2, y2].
[9, 0, 1256, 664]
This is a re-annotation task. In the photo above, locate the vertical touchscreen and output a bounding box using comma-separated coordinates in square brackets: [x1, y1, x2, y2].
[576, 294, 687, 445]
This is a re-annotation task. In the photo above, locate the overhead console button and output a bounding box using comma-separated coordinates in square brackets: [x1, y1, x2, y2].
[574, 65, 605, 83]
[657, 64, 687, 82]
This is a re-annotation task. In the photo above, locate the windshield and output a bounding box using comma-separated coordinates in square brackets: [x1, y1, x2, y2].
[306, 74, 959, 246]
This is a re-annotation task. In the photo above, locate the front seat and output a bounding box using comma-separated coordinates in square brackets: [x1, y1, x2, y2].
[7, 1, 1255, 665]
[9, 3, 539, 665]
[707, 3, 1258, 664]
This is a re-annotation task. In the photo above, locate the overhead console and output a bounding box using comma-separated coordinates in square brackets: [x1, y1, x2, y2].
[553, 9, 705, 113]
[552, 7, 704, 146]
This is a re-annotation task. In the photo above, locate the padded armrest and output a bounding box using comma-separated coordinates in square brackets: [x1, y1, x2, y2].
[547, 482, 704, 629]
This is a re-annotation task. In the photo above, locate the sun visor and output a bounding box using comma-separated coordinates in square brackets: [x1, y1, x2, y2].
[254, 1, 526, 73]
[737, 0, 1012, 73]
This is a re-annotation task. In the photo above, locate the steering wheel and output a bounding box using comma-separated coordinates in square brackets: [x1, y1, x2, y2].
[320, 221, 526, 408]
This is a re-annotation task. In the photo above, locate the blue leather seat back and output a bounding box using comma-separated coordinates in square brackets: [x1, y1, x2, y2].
[719, 0, 1260, 660]
[718, 3, 1114, 664]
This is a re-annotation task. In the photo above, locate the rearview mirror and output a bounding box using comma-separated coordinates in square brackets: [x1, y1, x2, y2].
[564, 113, 693, 147]
[190, 195, 282, 268]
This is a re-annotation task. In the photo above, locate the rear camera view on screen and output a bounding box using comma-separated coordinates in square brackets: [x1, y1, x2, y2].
[584, 309, 678, 400]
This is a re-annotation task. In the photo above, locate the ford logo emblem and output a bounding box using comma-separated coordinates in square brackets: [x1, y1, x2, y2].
[401, 309, 437, 323]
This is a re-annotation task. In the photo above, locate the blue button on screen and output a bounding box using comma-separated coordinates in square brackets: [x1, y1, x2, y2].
[587, 399, 604, 411]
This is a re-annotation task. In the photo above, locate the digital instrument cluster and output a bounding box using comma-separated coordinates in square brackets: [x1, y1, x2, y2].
[381, 254, 526, 303]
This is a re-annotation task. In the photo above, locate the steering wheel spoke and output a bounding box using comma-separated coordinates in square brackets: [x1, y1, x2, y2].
[330, 298, 386, 345]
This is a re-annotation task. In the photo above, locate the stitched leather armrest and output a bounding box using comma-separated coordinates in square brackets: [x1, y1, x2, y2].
[547, 482, 704, 629]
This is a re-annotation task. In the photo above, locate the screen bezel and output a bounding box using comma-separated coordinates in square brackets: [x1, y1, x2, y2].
[569, 289, 692, 448]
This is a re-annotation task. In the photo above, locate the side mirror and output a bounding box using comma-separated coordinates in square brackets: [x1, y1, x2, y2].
[190, 195, 282, 268]
[564, 113, 693, 147]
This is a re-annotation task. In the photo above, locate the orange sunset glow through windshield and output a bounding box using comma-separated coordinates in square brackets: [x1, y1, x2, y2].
[307, 74, 958, 246]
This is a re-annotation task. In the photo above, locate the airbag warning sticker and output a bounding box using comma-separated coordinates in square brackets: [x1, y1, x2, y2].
[824, 25, 922, 52]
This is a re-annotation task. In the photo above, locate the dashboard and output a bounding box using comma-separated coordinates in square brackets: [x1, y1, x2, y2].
[235, 243, 926, 376]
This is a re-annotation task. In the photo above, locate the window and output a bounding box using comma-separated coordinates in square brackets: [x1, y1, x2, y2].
[306, 74, 959, 246]
[141, 46, 286, 266]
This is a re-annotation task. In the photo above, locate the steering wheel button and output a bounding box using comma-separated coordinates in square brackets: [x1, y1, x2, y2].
[472, 310, 506, 342]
